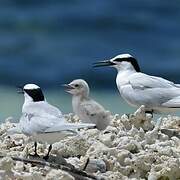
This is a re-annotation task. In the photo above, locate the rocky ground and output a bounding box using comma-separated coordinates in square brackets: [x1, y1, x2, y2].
[0, 106, 180, 180]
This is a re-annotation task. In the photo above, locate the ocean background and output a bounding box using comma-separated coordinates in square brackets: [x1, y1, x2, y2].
[0, 0, 180, 121]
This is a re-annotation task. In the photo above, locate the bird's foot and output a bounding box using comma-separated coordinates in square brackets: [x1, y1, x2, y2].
[83, 157, 90, 171]
[29, 152, 40, 158]
[29, 142, 40, 158]
[43, 155, 49, 161]
[43, 144, 52, 161]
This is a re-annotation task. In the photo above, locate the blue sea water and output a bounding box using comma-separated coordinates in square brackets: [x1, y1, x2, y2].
[0, 0, 179, 87]
[0, 1, 180, 121]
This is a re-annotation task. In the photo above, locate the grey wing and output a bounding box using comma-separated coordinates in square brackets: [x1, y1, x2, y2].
[19, 111, 95, 135]
[81, 100, 106, 117]
[45, 122, 96, 133]
[120, 73, 180, 108]
[80, 100, 110, 130]
[19, 113, 63, 135]
[129, 73, 177, 90]
[23, 101, 64, 120]
[162, 96, 180, 108]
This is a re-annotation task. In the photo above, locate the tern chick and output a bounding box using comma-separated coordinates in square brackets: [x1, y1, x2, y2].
[64, 79, 110, 130]
[8, 84, 96, 159]
[94, 54, 180, 114]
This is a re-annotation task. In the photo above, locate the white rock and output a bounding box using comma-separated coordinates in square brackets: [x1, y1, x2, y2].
[46, 169, 75, 180]
[0, 111, 180, 179]
[0, 157, 13, 172]
[53, 135, 91, 157]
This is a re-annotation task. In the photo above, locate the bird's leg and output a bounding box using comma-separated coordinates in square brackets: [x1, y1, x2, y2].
[29, 142, 40, 157]
[34, 142, 38, 156]
[125, 113, 131, 118]
[83, 157, 90, 171]
[43, 144, 52, 161]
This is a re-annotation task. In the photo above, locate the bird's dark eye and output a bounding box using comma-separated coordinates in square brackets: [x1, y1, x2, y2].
[75, 84, 79, 87]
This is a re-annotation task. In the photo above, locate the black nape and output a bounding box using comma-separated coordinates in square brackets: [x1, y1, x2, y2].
[24, 88, 44, 102]
[129, 57, 141, 72]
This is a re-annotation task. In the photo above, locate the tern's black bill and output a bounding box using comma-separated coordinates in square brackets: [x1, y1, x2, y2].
[93, 60, 115, 67]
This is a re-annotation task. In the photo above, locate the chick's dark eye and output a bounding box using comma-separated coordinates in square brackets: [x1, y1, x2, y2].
[75, 84, 79, 87]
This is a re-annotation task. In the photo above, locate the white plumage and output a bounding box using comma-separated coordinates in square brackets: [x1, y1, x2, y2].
[8, 84, 96, 144]
[94, 54, 180, 113]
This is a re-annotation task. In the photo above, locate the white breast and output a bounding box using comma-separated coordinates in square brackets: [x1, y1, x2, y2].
[72, 96, 82, 116]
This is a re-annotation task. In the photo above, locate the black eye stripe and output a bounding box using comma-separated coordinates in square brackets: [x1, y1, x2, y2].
[113, 57, 141, 72]
[114, 57, 133, 62]
[114, 59, 122, 62]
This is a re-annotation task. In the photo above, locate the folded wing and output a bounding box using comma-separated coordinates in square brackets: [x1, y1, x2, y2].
[162, 96, 180, 108]
[129, 73, 178, 90]
[80, 100, 110, 130]
[22, 101, 64, 120]
[45, 122, 96, 133]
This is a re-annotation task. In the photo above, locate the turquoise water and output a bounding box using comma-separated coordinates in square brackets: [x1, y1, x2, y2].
[0, 86, 135, 123]
[1, 85, 180, 124]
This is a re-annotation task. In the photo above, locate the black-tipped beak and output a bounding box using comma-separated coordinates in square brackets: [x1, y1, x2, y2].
[16, 86, 24, 94]
[93, 60, 115, 68]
